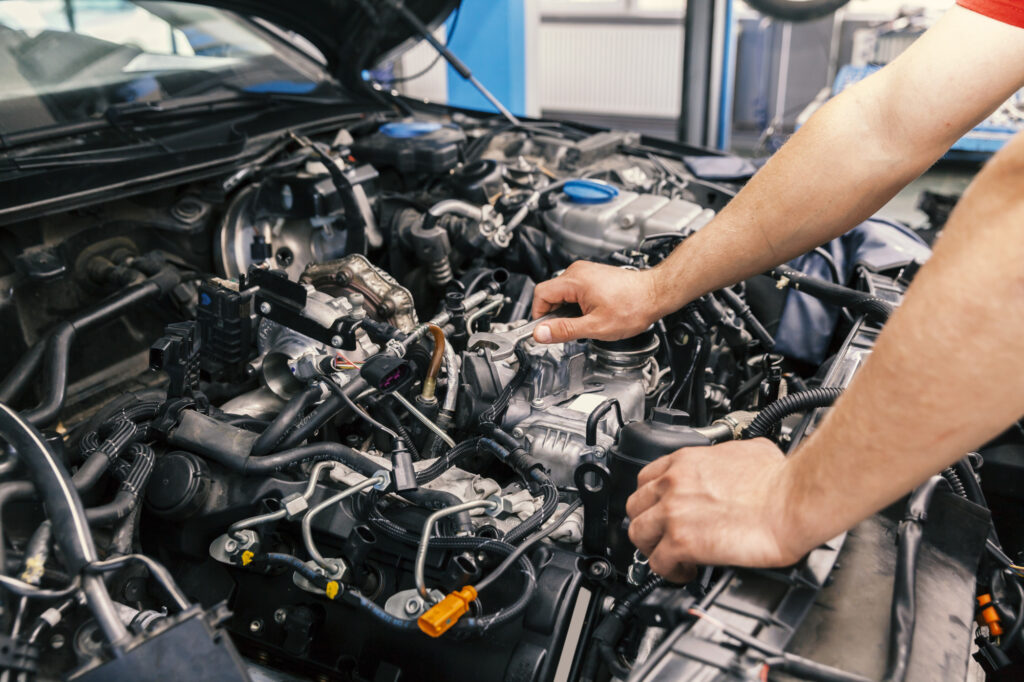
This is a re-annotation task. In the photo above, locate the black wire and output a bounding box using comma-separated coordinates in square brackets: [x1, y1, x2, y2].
[475, 499, 581, 593]
[389, 2, 463, 83]
[1001, 577, 1024, 652]
[323, 378, 399, 443]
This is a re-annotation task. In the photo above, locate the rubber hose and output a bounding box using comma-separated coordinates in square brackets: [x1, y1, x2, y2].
[0, 403, 129, 648]
[251, 384, 322, 456]
[743, 387, 844, 439]
[0, 277, 171, 423]
[771, 265, 894, 324]
[21, 322, 74, 426]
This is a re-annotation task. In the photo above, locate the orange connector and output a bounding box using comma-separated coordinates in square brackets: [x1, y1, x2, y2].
[977, 594, 1004, 636]
[417, 586, 477, 638]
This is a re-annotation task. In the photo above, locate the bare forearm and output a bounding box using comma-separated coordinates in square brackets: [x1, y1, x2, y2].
[783, 134, 1024, 547]
[651, 101, 923, 312]
[648, 7, 1024, 316]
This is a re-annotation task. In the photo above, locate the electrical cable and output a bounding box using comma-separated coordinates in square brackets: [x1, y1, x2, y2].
[475, 499, 581, 593]
[323, 377, 399, 442]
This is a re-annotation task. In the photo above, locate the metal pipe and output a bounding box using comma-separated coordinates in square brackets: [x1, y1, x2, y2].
[422, 325, 446, 401]
[392, 393, 456, 448]
[228, 462, 336, 538]
[415, 499, 497, 601]
[466, 296, 504, 332]
[301, 476, 385, 577]
[441, 343, 460, 414]
[404, 290, 492, 347]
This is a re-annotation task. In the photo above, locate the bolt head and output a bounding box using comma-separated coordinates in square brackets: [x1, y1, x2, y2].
[259, 302, 272, 315]
[224, 539, 238, 553]
[249, 619, 263, 633]
[511, 428, 525, 439]
[404, 598, 421, 615]
[330, 335, 344, 348]
[49, 634, 65, 650]
[274, 608, 287, 624]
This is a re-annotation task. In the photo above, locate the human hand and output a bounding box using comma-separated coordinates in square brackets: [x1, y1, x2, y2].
[625, 439, 808, 582]
[531, 262, 663, 343]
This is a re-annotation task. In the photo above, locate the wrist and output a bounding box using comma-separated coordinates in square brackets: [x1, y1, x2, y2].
[770, 445, 828, 563]
[647, 263, 697, 319]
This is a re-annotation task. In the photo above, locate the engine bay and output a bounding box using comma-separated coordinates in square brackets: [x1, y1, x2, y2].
[0, 110, 1017, 682]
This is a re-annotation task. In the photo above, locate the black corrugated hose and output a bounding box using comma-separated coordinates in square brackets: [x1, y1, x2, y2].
[743, 387, 845, 439]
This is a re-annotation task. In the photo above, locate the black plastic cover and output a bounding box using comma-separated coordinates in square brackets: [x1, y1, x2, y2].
[351, 125, 466, 175]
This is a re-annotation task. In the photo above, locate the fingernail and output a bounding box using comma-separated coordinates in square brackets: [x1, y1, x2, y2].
[534, 325, 552, 343]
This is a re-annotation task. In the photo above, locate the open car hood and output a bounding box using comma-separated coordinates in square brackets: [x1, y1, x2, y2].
[186, 0, 457, 83]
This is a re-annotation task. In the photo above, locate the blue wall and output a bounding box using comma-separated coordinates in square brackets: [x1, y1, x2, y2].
[446, 0, 527, 116]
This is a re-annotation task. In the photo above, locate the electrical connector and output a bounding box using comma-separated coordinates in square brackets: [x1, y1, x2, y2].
[977, 593, 1004, 636]
[417, 586, 477, 638]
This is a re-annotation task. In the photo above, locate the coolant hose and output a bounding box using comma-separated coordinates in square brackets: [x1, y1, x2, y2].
[0, 403, 130, 649]
[743, 387, 844, 439]
[251, 383, 323, 456]
[0, 272, 180, 426]
[771, 264, 895, 324]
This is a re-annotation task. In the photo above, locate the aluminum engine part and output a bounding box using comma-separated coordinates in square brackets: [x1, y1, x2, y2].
[542, 189, 713, 258]
[255, 286, 377, 398]
[498, 338, 656, 487]
[301, 253, 418, 333]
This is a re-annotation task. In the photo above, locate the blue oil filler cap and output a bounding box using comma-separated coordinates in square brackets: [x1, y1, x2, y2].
[380, 121, 443, 138]
[563, 179, 619, 204]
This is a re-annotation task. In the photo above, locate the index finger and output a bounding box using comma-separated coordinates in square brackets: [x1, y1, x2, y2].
[531, 276, 578, 320]
[637, 454, 673, 488]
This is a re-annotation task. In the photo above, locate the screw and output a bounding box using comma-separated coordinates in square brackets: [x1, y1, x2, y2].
[259, 302, 272, 315]
[511, 427, 525, 439]
[249, 619, 263, 633]
[404, 598, 421, 616]
[224, 539, 238, 553]
[274, 608, 287, 624]
[330, 335, 343, 348]
[49, 634, 65, 650]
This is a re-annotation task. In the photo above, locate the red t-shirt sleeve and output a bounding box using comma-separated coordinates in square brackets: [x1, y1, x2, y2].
[957, 0, 1024, 28]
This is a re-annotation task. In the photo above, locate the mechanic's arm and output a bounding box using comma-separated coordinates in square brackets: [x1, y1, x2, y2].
[625, 130, 1024, 580]
[532, 6, 1024, 344]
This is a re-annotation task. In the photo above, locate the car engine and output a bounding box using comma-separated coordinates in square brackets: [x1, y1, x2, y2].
[0, 113, 1011, 682]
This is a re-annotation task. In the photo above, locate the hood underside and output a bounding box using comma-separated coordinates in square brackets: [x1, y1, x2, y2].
[188, 0, 458, 81]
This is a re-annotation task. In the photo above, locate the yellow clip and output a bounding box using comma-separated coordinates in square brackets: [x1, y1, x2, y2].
[241, 550, 254, 566]
[325, 581, 339, 600]
[417, 586, 477, 638]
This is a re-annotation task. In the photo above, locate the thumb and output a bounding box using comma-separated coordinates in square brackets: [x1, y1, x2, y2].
[533, 314, 598, 344]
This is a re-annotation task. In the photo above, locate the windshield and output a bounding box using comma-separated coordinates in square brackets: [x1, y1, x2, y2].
[0, 0, 335, 135]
